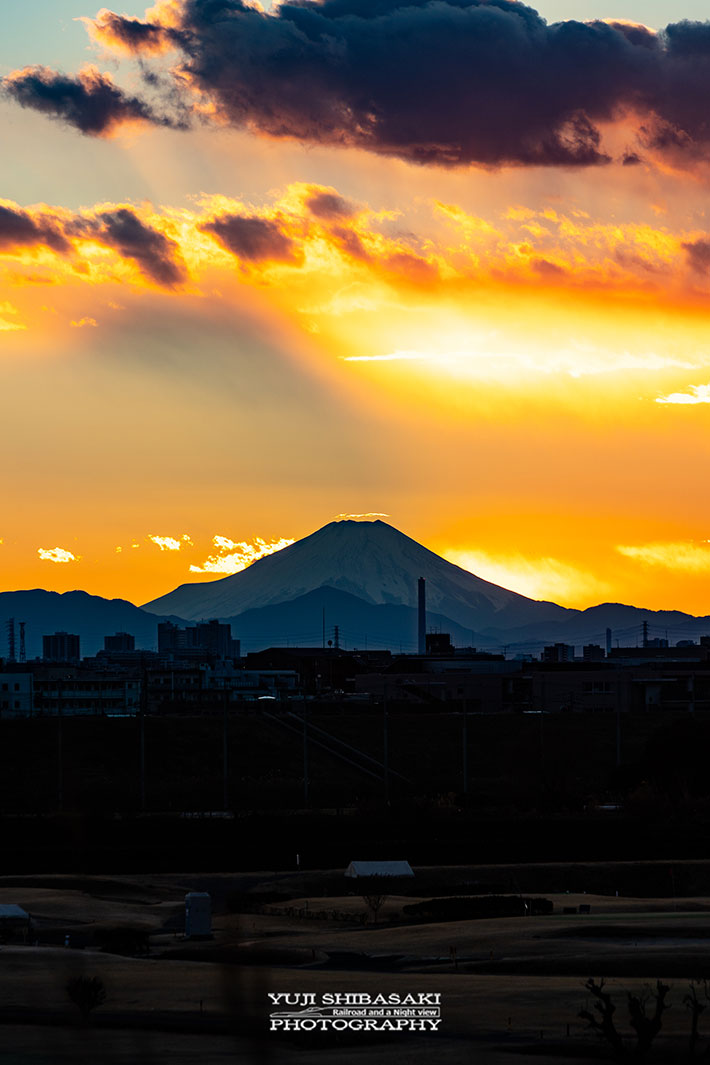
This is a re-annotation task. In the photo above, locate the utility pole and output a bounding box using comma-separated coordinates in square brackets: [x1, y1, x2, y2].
[462, 699, 468, 796]
[57, 681, 63, 812]
[303, 694, 309, 808]
[139, 667, 148, 812]
[615, 676, 622, 768]
[383, 685, 389, 804]
[223, 687, 230, 811]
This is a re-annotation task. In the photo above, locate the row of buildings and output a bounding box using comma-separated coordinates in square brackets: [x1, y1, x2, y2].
[3, 620, 710, 717]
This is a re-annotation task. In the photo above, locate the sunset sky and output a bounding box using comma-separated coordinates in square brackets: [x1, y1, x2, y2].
[3, 0, 710, 613]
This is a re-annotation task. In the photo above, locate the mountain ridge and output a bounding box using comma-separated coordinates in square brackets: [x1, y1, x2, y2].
[3, 522, 710, 656]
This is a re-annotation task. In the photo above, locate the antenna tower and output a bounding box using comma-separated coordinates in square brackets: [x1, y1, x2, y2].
[18, 622, 26, 664]
[6, 618, 16, 662]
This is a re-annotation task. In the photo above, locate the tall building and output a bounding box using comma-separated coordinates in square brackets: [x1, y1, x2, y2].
[541, 643, 575, 663]
[158, 620, 239, 659]
[42, 632, 80, 663]
[104, 632, 135, 652]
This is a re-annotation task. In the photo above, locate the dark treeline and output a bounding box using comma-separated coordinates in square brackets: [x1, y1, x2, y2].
[1, 710, 710, 870]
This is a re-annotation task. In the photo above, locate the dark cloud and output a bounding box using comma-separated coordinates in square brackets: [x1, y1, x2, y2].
[2, 66, 181, 137]
[0, 204, 70, 253]
[201, 215, 298, 262]
[87, 10, 173, 54]
[682, 238, 710, 273]
[167, 0, 617, 166]
[600, 20, 658, 49]
[331, 226, 370, 260]
[70, 209, 186, 286]
[531, 257, 566, 277]
[16, 1, 710, 168]
[307, 191, 357, 219]
[383, 249, 438, 281]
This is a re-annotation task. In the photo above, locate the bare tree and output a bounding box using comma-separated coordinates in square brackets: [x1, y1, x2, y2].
[362, 894, 387, 924]
[579, 978, 627, 1061]
[579, 978, 671, 1063]
[627, 981, 671, 1063]
[684, 980, 709, 1060]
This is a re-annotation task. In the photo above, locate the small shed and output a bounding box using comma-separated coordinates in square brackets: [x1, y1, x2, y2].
[184, 892, 212, 938]
[345, 861, 414, 878]
[0, 904, 31, 942]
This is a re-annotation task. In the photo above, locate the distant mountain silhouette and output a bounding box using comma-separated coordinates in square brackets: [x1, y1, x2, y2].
[222, 585, 488, 654]
[0, 590, 178, 659]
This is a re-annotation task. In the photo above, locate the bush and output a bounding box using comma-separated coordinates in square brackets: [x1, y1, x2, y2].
[66, 976, 106, 1020]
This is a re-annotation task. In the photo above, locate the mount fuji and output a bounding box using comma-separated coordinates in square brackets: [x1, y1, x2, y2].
[142, 518, 571, 634]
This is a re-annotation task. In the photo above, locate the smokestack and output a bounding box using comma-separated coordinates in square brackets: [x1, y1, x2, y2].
[418, 577, 426, 655]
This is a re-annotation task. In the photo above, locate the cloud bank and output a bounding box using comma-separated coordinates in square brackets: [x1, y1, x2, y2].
[8, 0, 710, 169]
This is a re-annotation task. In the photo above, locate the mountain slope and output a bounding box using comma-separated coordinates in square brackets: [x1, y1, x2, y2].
[223, 585, 489, 653]
[143, 519, 572, 630]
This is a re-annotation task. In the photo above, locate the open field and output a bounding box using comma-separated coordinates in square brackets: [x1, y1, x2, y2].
[4, 866, 710, 1063]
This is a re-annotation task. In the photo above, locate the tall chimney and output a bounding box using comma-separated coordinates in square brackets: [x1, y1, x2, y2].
[418, 577, 426, 655]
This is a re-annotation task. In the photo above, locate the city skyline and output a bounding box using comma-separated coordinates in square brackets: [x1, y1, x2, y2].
[3, 0, 710, 613]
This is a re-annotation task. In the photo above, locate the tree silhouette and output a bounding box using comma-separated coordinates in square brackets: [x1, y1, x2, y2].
[579, 977, 670, 1063]
[362, 894, 387, 924]
[66, 975, 107, 1022]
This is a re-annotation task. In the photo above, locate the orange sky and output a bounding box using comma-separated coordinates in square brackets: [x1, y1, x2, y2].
[3, 3, 710, 613]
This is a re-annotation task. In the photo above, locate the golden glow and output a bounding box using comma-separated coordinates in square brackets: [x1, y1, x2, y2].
[616, 541, 710, 572]
[4, 171, 710, 611]
[444, 549, 612, 608]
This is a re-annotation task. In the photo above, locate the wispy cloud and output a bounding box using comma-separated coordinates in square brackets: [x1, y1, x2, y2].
[656, 384, 710, 404]
[0, 301, 25, 332]
[148, 534, 192, 551]
[190, 535, 294, 575]
[37, 547, 78, 563]
[342, 352, 425, 363]
[70, 317, 98, 328]
[616, 540, 710, 571]
[333, 513, 390, 521]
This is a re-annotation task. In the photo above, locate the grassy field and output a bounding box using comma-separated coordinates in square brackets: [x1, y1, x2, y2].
[4, 865, 710, 1063]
